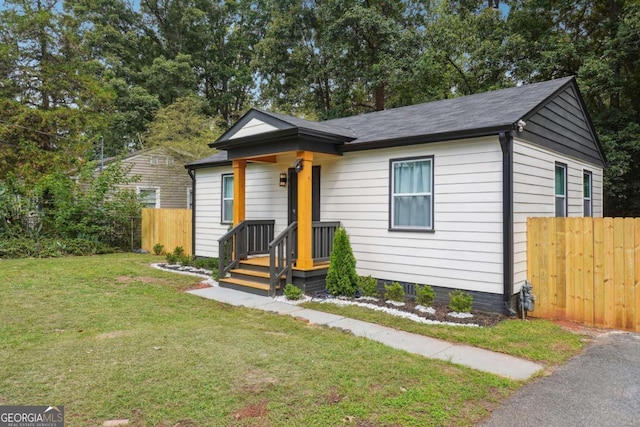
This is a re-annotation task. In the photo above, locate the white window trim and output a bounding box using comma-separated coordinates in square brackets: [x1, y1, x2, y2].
[137, 186, 161, 208]
[389, 156, 434, 231]
[555, 163, 567, 218]
[583, 170, 593, 217]
[221, 174, 234, 224]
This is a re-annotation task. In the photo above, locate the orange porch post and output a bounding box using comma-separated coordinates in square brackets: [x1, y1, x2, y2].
[232, 159, 246, 225]
[296, 151, 314, 269]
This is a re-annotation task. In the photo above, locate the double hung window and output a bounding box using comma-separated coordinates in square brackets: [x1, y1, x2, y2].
[390, 157, 433, 230]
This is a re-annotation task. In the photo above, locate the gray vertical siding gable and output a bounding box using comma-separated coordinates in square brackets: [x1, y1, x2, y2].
[520, 85, 604, 167]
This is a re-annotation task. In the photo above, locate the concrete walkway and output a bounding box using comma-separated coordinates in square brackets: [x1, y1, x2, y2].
[187, 286, 543, 381]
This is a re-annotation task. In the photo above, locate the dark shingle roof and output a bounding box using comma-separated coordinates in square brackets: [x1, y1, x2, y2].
[187, 150, 229, 167]
[327, 77, 573, 145]
[188, 76, 581, 168]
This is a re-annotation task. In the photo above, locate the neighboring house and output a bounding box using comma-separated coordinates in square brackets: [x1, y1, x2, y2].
[101, 147, 193, 209]
[186, 76, 605, 313]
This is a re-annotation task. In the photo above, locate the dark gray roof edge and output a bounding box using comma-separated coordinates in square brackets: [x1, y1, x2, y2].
[186, 160, 232, 170]
[185, 151, 229, 169]
[341, 125, 514, 152]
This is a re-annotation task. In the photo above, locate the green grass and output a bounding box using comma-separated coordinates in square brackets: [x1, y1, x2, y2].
[301, 301, 586, 365]
[0, 254, 517, 426]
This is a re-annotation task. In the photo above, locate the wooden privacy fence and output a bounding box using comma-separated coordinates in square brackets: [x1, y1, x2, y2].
[527, 217, 640, 332]
[141, 208, 192, 255]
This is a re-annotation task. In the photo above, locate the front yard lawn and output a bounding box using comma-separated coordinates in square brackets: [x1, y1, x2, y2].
[0, 254, 516, 426]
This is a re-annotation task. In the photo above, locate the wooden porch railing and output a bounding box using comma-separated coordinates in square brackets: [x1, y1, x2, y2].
[218, 220, 275, 280]
[269, 221, 298, 296]
[268, 221, 340, 296]
[312, 221, 340, 262]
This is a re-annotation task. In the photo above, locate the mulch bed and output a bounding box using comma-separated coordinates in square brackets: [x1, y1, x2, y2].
[326, 297, 508, 327]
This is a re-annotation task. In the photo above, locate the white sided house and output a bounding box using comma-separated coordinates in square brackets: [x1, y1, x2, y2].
[186, 77, 605, 313]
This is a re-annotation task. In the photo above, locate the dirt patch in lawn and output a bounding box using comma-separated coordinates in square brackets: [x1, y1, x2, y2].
[178, 282, 212, 292]
[317, 388, 345, 405]
[231, 400, 269, 420]
[234, 370, 279, 395]
[552, 319, 604, 337]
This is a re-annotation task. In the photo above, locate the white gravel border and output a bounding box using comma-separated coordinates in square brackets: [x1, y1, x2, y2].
[448, 311, 475, 319]
[151, 263, 218, 286]
[318, 298, 479, 327]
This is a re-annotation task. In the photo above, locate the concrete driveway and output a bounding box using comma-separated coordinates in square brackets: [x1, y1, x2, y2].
[480, 330, 640, 427]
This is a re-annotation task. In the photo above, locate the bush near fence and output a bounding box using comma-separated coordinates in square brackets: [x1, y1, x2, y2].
[527, 217, 640, 332]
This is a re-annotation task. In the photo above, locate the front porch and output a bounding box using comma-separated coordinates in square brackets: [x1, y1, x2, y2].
[218, 219, 339, 296]
[209, 109, 357, 296]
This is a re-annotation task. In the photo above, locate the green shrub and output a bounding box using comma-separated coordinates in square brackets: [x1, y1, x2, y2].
[165, 252, 178, 264]
[193, 257, 217, 270]
[284, 284, 303, 301]
[357, 275, 379, 297]
[153, 243, 165, 255]
[415, 284, 436, 306]
[0, 237, 116, 259]
[178, 254, 194, 266]
[448, 289, 473, 313]
[384, 282, 405, 302]
[326, 227, 358, 297]
[173, 246, 185, 257]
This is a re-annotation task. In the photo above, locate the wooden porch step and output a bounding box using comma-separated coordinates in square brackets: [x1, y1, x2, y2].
[231, 268, 270, 279]
[230, 268, 285, 283]
[218, 277, 279, 296]
[239, 257, 272, 267]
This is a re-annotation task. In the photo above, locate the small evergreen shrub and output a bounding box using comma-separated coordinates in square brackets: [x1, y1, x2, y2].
[326, 227, 358, 297]
[173, 246, 185, 257]
[415, 284, 436, 306]
[193, 257, 217, 270]
[179, 254, 194, 266]
[153, 243, 165, 255]
[358, 275, 379, 297]
[164, 246, 192, 265]
[448, 289, 473, 313]
[384, 282, 405, 302]
[284, 284, 303, 301]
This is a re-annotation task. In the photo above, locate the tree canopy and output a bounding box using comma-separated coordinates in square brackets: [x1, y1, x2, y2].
[1, 0, 639, 215]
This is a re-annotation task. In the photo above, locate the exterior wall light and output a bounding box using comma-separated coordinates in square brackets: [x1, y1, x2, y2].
[279, 173, 287, 187]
